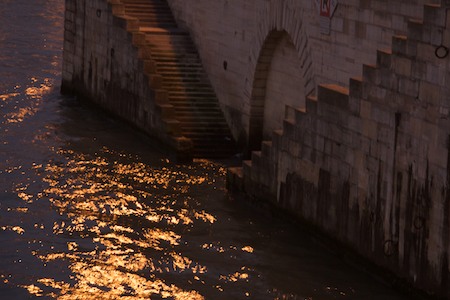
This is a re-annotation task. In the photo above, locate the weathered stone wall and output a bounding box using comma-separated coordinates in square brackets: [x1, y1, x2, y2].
[62, 0, 450, 297]
[226, 2, 450, 298]
[62, 0, 182, 151]
[166, 0, 440, 150]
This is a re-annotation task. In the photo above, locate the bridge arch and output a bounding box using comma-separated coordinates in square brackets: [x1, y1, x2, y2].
[246, 0, 315, 152]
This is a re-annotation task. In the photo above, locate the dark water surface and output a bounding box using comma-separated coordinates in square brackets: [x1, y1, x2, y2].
[0, 1, 418, 299]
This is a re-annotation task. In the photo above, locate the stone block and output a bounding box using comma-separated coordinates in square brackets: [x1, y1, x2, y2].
[426, 63, 445, 86]
[62, 70, 74, 82]
[398, 76, 419, 97]
[373, 10, 392, 28]
[261, 141, 273, 157]
[62, 49, 74, 66]
[318, 84, 349, 110]
[363, 64, 380, 85]
[419, 81, 441, 107]
[332, 141, 346, 160]
[411, 59, 427, 79]
[379, 68, 398, 91]
[64, 19, 74, 31]
[376, 49, 392, 68]
[155, 103, 175, 119]
[424, 4, 446, 28]
[366, 155, 379, 173]
[417, 42, 440, 64]
[324, 139, 333, 155]
[315, 135, 325, 152]
[163, 119, 182, 136]
[132, 32, 146, 47]
[65, 0, 76, 12]
[348, 115, 362, 134]
[281, 135, 290, 152]
[349, 77, 363, 98]
[392, 56, 412, 77]
[283, 119, 296, 139]
[64, 40, 75, 53]
[348, 95, 361, 116]
[288, 140, 300, 157]
[392, 14, 405, 32]
[359, 100, 372, 119]
[353, 20, 366, 39]
[430, 26, 444, 46]
[342, 129, 353, 146]
[377, 124, 394, 144]
[306, 95, 318, 114]
[318, 102, 347, 125]
[407, 18, 424, 42]
[329, 125, 343, 144]
[366, 24, 382, 41]
[362, 119, 378, 140]
[111, 3, 125, 15]
[392, 35, 408, 56]
[371, 105, 393, 126]
[242, 160, 252, 180]
[367, 85, 388, 104]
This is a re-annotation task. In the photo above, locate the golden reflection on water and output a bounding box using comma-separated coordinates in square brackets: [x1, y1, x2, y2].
[17, 147, 235, 299]
[0, 92, 19, 101]
[3, 78, 52, 124]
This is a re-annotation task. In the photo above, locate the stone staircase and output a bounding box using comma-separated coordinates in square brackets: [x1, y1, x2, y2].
[112, 0, 236, 159]
[228, 1, 449, 197]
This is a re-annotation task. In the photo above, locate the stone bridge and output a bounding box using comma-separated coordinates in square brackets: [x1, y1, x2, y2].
[62, 0, 449, 298]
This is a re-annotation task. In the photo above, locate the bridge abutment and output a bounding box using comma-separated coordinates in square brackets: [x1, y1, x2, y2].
[62, 0, 450, 297]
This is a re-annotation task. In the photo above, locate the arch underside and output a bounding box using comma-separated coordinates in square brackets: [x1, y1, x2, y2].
[248, 29, 311, 152]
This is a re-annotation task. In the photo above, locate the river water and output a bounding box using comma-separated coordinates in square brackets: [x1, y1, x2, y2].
[0, 1, 423, 299]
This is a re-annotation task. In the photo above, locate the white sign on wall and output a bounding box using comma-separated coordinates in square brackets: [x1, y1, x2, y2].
[314, 0, 338, 34]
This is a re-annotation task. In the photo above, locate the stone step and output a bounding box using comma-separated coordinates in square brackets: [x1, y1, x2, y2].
[146, 40, 196, 48]
[157, 65, 204, 72]
[170, 101, 219, 108]
[155, 61, 203, 67]
[158, 70, 207, 78]
[175, 108, 222, 115]
[168, 92, 217, 99]
[181, 121, 232, 129]
[124, 11, 174, 18]
[149, 51, 200, 58]
[115, 0, 236, 158]
[151, 56, 201, 64]
[176, 115, 228, 122]
[376, 49, 392, 68]
[148, 48, 199, 56]
[164, 86, 215, 93]
[146, 36, 193, 43]
[163, 74, 211, 84]
[317, 83, 349, 109]
[146, 41, 196, 49]
[183, 134, 234, 142]
[261, 141, 272, 157]
[140, 27, 188, 35]
[162, 79, 210, 86]
[169, 98, 218, 109]
[139, 22, 178, 29]
[167, 89, 216, 96]
[175, 112, 225, 120]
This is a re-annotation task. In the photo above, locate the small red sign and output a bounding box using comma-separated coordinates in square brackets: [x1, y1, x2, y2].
[320, 0, 331, 17]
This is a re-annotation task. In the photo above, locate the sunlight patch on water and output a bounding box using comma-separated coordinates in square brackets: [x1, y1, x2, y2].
[0, 92, 19, 101]
[16, 147, 225, 299]
[4, 78, 52, 124]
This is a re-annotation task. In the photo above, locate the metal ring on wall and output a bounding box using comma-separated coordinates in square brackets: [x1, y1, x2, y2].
[435, 45, 449, 59]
